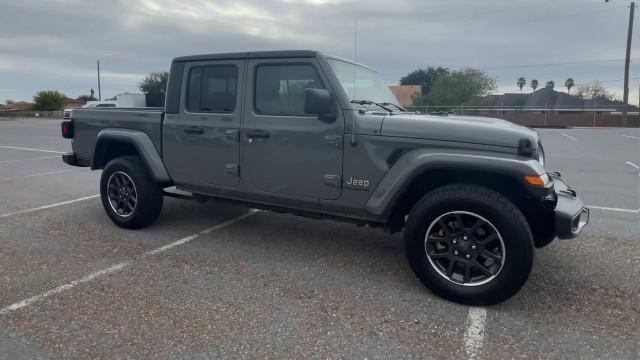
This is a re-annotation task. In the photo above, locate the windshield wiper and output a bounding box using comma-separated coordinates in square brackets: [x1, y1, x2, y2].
[381, 102, 407, 112]
[350, 99, 394, 113]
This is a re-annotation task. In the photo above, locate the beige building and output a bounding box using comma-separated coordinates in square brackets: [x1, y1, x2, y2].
[389, 85, 422, 107]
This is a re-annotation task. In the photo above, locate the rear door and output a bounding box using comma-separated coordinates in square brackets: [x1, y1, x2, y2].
[164, 60, 245, 188]
[242, 58, 344, 200]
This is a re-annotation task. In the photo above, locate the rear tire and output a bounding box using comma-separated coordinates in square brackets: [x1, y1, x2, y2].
[404, 184, 533, 306]
[100, 156, 163, 229]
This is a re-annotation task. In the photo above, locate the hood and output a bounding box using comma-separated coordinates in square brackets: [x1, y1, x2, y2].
[379, 113, 539, 149]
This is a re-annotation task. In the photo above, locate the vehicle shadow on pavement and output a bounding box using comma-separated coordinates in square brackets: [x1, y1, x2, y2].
[153, 198, 250, 229]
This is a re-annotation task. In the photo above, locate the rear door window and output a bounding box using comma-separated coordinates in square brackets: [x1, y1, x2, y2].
[186, 66, 238, 113]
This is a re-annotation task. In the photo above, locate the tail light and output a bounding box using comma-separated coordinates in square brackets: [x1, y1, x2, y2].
[61, 120, 74, 139]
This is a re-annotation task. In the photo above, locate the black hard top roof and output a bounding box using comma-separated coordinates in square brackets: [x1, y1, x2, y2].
[172, 50, 320, 63]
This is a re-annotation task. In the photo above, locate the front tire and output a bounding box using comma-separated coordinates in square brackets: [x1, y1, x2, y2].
[404, 184, 533, 306]
[100, 156, 163, 229]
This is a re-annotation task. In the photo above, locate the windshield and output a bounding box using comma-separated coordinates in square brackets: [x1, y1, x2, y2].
[328, 59, 400, 107]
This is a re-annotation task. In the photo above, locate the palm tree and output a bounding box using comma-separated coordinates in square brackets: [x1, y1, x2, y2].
[531, 79, 539, 92]
[545, 80, 555, 90]
[565, 78, 575, 94]
[517, 77, 526, 92]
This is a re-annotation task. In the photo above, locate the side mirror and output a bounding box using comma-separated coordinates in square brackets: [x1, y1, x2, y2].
[304, 88, 332, 116]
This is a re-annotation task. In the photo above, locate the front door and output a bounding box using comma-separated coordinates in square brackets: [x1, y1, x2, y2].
[242, 59, 343, 200]
[164, 60, 245, 188]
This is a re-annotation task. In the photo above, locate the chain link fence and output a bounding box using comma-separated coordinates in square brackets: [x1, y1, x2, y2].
[0, 110, 64, 118]
[403, 105, 640, 128]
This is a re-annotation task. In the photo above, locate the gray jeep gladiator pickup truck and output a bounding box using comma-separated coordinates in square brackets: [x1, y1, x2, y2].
[61, 50, 589, 305]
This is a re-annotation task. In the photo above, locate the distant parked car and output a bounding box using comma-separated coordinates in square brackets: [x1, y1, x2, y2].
[64, 101, 117, 118]
[82, 101, 117, 108]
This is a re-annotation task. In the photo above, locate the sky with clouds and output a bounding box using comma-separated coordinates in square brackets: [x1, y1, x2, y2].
[1, 0, 639, 103]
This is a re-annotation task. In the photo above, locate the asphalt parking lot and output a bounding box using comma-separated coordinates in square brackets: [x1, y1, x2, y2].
[0, 117, 638, 359]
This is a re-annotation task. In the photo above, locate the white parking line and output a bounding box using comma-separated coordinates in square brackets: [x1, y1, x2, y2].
[0, 262, 131, 315]
[464, 307, 487, 360]
[0, 156, 59, 165]
[561, 133, 579, 142]
[588, 205, 639, 214]
[0, 135, 60, 140]
[0, 211, 257, 315]
[0, 194, 100, 218]
[621, 135, 640, 140]
[0, 145, 66, 154]
[0, 149, 29, 154]
[1, 169, 76, 182]
[625, 161, 639, 170]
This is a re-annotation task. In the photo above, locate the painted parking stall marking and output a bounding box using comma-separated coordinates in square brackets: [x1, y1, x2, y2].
[0, 195, 100, 218]
[0, 156, 60, 165]
[621, 134, 640, 140]
[561, 133, 579, 142]
[625, 161, 639, 170]
[0, 145, 66, 154]
[587, 205, 639, 214]
[0, 211, 258, 315]
[464, 307, 487, 360]
[0, 262, 131, 315]
[1, 169, 75, 182]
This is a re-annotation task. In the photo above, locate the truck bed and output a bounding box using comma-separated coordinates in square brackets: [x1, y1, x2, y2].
[69, 108, 164, 165]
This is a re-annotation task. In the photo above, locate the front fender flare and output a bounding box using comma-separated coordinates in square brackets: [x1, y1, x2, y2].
[93, 129, 171, 183]
[365, 148, 546, 217]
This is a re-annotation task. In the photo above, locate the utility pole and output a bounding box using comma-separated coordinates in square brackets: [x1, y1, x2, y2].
[623, 2, 635, 127]
[97, 60, 102, 101]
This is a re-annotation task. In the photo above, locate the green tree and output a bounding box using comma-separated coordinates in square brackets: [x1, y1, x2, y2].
[139, 72, 169, 93]
[530, 79, 539, 92]
[33, 90, 66, 111]
[545, 80, 555, 90]
[575, 81, 615, 101]
[413, 68, 496, 106]
[399, 67, 449, 95]
[517, 77, 526, 92]
[565, 78, 575, 94]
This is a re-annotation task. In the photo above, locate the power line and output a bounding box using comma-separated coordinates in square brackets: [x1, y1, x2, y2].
[575, 79, 624, 86]
[574, 76, 640, 86]
[379, 57, 637, 76]
[477, 58, 629, 71]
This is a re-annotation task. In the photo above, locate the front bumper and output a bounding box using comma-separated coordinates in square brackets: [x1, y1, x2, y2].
[550, 172, 589, 239]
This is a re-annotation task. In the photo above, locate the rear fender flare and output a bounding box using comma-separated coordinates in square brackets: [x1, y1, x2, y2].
[93, 129, 171, 183]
